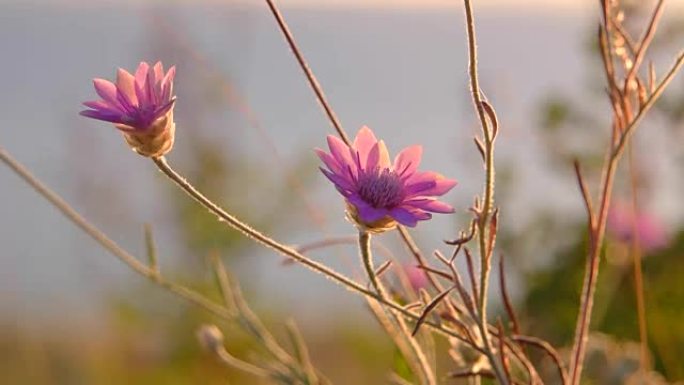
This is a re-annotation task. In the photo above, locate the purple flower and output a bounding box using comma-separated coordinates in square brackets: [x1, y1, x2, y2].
[317, 126, 457, 232]
[80, 61, 177, 157]
[607, 202, 669, 253]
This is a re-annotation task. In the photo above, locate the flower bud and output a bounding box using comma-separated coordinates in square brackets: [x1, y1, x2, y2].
[196, 324, 224, 352]
[119, 111, 175, 157]
[80, 61, 177, 158]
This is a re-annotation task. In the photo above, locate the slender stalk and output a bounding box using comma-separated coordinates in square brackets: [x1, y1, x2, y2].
[264, 0, 350, 146]
[569, 148, 617, 385]
[359, 231, 436, 385]
[627, 144, 650, 372]
[461, 1, 508, 384]
[359, 231, 383, 295]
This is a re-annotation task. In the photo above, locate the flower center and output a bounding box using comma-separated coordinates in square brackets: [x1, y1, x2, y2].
[357, 167, 404, 209]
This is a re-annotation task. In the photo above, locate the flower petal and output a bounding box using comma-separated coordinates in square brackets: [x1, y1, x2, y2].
[366, 140, 391, 171]
[79, 109, 123, 123]
[153, 98, 176, 119]
[315, 148, 342, 174]
[134, 80, 148, 108]
[326, 135, 357, 179]
[152, 62, 165, 101]
[394, 145, 422, 178]
[405, 172, 457, 197]
[83, 100, 119, 113]
[135, 62, 150, 87]
[349, 195, 388, 223]
[320, 168, 355, 194]
[93, 78, 122, 108]
[161, 66, 176, 101]
[145, 69, 157, 106]
[153, 61, 164, 83]
[353, 126, 378, 168]
[117, 89, 136, 115]
[389, 207, 431, 227]
[116, 68, 138, 106]
[404, 180, 437, 197]
[405, 198, 455, 213]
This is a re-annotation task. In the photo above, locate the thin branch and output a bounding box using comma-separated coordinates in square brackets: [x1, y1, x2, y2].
[215, 345, 271, 378]
[445, 219, 477, 246]
[497, 320, 513, 384]
[433, 251, 477, 320]
[463, 247, 480, 307]
[448, 369, 495, 379]
[609, 17, 637, 56]
[612, 52, 684, 160]
[143, 223, 160, 276]
[411, 285, 455, 336]
[513, 335, 569, 385]
[573, 160, 596, 235]
[285, 320, 319, 383]
[209, 251, 238, 313]
[498, 254, 520, 336]
[264, 0, 350, 145]
[623, 0, 666, 93]
[294, 235, 394, 260]
[375, 260, 393, 277]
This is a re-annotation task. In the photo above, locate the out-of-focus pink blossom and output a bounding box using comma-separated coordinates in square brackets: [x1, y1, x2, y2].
[403, 263, 429, 292]
[607, 202, 669, 253]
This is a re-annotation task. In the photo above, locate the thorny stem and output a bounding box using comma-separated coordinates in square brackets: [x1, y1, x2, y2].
[150, 155, 476, 345]
[569, 51, 684, 385]
[0, 147, 233, 321]
[359, 231, 436, 385]
[462, 0, 507, 384]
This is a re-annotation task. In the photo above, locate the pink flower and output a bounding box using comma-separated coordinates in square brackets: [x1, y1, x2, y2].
[607, 202, 669, 253]
[80, 61, 177, 157]
[403, 263, 429, 292]
[316, 126, 457, 232]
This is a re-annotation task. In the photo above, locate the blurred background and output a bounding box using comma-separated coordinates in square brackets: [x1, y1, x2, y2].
[1, 0, 684, 383]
